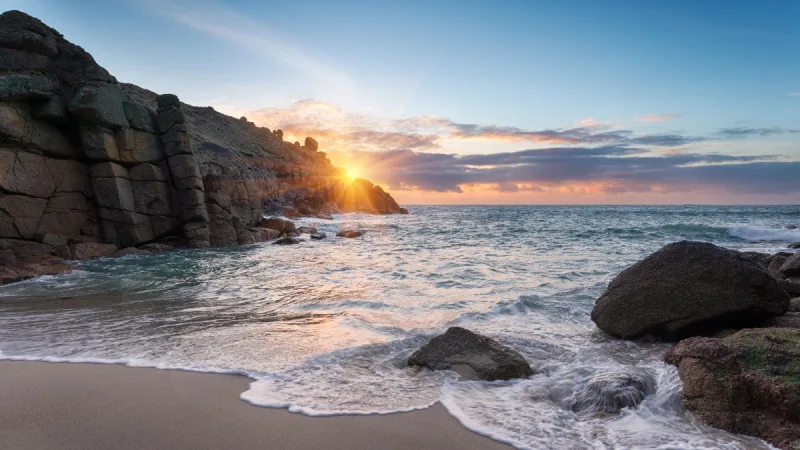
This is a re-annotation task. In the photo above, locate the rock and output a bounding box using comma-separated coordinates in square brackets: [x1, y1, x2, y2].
[790, 298, 800, 313]
[789, 242, 800, 249]
[68, 83, 129, 129]
[113, 247, 151, 257]
[767, 254, 791, 280]
[0, 255, 73, 285]
[69, 242, 117, 260]
[258, 217, 296, 234]
[122, 101, 155, 132]
[787, 225, 798, 230]
[139, 243, 173, 253]
[304, 137, 318, 151]
[572, 370, 657, 415]
[156, 94, 180, 110]
[115, 128, 162, 163]
[591, 241, 789, 340]
[310, 232, 327, 240]
[0, 73, 56, 101]
[336, 230, 363, 238]
[665, 328, 800, 449]
[272, 237, 301, 245]
[297, 226, 317, 234]
[780, 279, 800, 296]
[780, 253, 800, 277]
[760, 313, 800, 329]
[407, 327, 534, 381]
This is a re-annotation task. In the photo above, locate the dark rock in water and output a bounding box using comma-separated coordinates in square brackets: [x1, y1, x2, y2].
[786, 225, 798, 230]
[272, 237, 301, 245]
[572, 371, 656, 415]
[665, 328, 800, 449]
[297, 226, 317, 234]
[591, 241, 789, 340]
[407, 327, 534, 381]
[760, 312, 800, 329]
[789, 242, 800, 249]
[780, 253, 800, 277]
[337, 230, 363, 238]
[258, 217, 296, 234]
[113, 247, 151, 257]
[310, 232, 326, 240]
[780, 279, 800, 296]
[138, 243, 173, 253]
[767, 253, 791, 280]
[0, 255, 74, 285]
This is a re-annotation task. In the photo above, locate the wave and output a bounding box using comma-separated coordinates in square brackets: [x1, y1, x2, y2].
[659, 223, 800, 243]
[727, 225, 800, 242]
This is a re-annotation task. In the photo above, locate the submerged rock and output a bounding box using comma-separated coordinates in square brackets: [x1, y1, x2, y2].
[407, 327, 534, 381]
[310, 232, 327, 240]
[665, 328, 800, 449]
[591, 241, 789, 340]
[113, 247, 152, 257]
[572, 371, 656, 415]
[272, 237, 301, 245]
[0, 255, 74, 285]
[336, 230, 362, 238]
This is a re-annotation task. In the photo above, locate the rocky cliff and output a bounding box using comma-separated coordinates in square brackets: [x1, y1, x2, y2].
[0, 10, 406, 264]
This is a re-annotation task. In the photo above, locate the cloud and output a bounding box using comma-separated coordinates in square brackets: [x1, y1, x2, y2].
[788, 92, 800, 97]
[326, 146, 789, 194]
[237, 99, 797, 197]
[717, 127, 800, 139]
[635, 113, 682, 123]
[144, 0, 354, 95]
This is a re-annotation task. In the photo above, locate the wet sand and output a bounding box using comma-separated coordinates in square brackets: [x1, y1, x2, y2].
[0, 361, 511, 450]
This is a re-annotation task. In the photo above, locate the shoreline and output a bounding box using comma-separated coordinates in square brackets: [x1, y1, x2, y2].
[0, 360, 510, 450]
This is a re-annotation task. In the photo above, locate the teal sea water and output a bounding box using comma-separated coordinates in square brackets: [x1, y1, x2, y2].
[1, 205, 798, 449]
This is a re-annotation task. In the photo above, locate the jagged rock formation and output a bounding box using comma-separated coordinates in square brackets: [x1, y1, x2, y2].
[0, 10, 407, 265]
[665, 328, 800, 449]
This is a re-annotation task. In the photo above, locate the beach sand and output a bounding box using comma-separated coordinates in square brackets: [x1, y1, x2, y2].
[0, 361, 510, 450]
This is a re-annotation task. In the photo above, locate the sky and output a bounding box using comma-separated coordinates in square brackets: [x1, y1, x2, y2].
[4, 0, 799, 204]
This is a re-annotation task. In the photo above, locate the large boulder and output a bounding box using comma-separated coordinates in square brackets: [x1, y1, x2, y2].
[407, 327, 534, 381]
[572, 370, 656, 416]
[665, 328, 800, 449]
[591, 241, 789, 340]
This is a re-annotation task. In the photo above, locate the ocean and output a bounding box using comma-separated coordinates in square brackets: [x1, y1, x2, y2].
[1, 205, 798, 449]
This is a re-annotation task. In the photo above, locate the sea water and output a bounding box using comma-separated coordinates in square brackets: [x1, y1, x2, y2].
[1, 205, 798, 449]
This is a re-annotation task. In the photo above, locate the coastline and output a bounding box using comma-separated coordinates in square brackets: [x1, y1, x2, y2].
[0, 361, 510, 450]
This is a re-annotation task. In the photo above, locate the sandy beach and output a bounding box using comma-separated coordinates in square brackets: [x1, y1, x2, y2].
[0, 361, 510, 450]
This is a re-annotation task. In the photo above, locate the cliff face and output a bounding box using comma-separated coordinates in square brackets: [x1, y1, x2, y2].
[0, 10, 406, 262]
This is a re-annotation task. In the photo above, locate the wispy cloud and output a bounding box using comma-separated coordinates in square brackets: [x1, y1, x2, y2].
[717, 127, 800, 139]
[635, 113, 682, 123]
[141, 0, 355, 96]
[788, 92, 800, 97]
[239, 99, 797, 197]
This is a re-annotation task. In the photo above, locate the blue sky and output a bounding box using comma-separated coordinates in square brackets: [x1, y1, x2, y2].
[4, 0, 799, 203]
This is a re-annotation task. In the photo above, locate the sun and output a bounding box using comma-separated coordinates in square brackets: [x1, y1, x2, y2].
[346, 168, 359, 180]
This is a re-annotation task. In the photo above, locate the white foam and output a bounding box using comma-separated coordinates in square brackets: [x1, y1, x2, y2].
[728, 225, 800, 242]
[0, 353, 255, 378]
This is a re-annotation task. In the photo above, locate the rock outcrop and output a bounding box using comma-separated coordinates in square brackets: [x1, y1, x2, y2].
[665, 328, 800, 449]
[591, 241, 789, 340]
[571, 370, 657, 416]
[0, 10, 408, 277]
[407, 327, 534, 381]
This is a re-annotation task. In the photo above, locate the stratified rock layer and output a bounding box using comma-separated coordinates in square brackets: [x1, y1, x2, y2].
[0, 10, 407, 272]
[665, 328, 800, 449]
